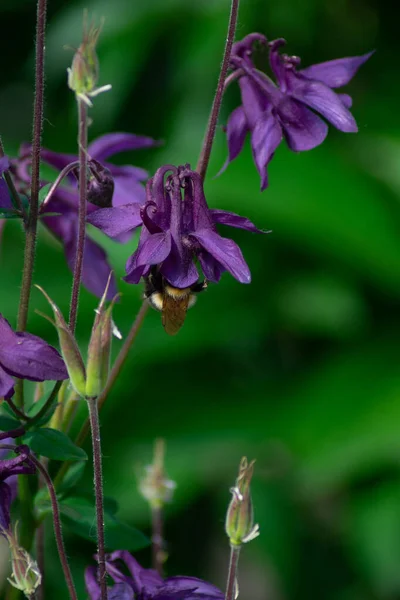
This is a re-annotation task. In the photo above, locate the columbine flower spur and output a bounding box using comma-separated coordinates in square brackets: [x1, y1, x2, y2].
[220, 33, 373, 189]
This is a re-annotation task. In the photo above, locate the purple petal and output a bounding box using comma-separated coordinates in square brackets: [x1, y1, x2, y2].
[288, 76, 358, 132]
[197, 251, 225, 283]
[218, 106, 249, 175]
[87, 204, 142, 238]
[65, 236, 117, 300]
[250, 111, 282, 190]
[85, 566, 100, 600]
[106, 551, 163, 596]
[278, 96, 328, 151]
[191, 229, 251, 284]
[133, 231, 172, 269]
[238, 75, 272, 130]
[41, 148, 77, 173]
[0, 364, 18, 398]
[0, 481, 12, 532]
[0, 179, 13, 209]
[0, 157, 9, 174]
[111, 175, 147, 207]
[161, 246, 199, 288]
[338, 93, 353, 108]
[0, 330, 67, 383]
[108, 584, 134, 600]
[210, 209, 265, 233]
[160, 577, 224, 599]
[88, 133, 159, 162]
[300, 51, 374, 88]
[107, 164, 149, 182]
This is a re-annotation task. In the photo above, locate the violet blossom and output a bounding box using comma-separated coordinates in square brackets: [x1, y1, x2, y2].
[12, 133, 158, 298]
[0, 157, 12, 210]
[0, 314, 68, 399]
[0, 431, 35, 534]
[89, 164, 265, 288]
[85, 550, 224, 600]
[221, 33, 373, 189]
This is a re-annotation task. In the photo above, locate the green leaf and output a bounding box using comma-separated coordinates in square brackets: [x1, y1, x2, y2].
[0, 415, 22, 431]
[26, 394, 58, 428]
[0, 209, 22, 220]
[58, 462, 86, 495]
[60, 496, 149, 551]
[23, 428, 87, 461]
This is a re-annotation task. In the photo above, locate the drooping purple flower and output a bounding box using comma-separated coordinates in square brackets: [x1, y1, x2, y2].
[90, 164, 265, 289]
[85, 550, 224, 600]
[0, 433, 36, 534]
[0, 156, 13, 210]
[12, 133, 158, 298]
[221, 33, 373, 189]
[0, 314, 68, 399]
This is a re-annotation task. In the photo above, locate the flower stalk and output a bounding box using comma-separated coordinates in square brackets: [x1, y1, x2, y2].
[196, 0, 240, 180]
[69, 98, 88, 333]
[224, 545, 241, 600]
[86, 396, 108, 600]
[28, 455, 78, 600]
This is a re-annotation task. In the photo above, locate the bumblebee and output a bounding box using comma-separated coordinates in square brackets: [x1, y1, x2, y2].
[144, 268, 207, 335]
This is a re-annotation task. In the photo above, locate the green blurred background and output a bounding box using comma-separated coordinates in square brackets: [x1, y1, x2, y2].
[1, 0, 398, 598]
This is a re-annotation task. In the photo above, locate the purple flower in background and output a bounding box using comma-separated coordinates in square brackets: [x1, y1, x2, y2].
[0, 433, 35, 534]
[221, 33, 373, 189]
[0, 157, 12, 210]
[0, 314, 68, 399]
[90, 164, 265, 288]
[12, 133, 158, 298]
[85, 550, 224, 600]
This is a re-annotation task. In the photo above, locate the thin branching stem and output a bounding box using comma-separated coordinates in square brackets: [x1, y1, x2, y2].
[68, 98, 88, 333]
[29, 455, 78, 600]
[41, 160, 80, 210]
[53, 301, 149, 489]
[151, 505, 164, 576]
[225, 544, 241, 600]
[196, 0, 240, 180]
[87, 396, 108, 600]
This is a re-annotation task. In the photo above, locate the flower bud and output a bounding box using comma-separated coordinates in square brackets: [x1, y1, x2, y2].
[85, 276, 117, 398]
[5, 526, 42, 598]
[87, 159, 114, 208]
[35, 286, 86, 397]
[225, 457, 259, 546]
[67, 13, 111, 106]
[138, 439, 176, 509]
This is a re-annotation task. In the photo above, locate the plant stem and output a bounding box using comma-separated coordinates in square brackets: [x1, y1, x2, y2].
[225, 544, 241, 600]
[75, 300, 149, 447]
[86, 396, 108, 600]
[151, 505, 164, 576]
[53, 301, 149, 490]
[196, 0, 240, 181]
[29, 455, 78, 600]
[69, 98, 88, 333]
[5, 399, 29, 422]
[35, 518, 45, 600]
[17, 0, 47, 333]
[27, 381, 62, 428]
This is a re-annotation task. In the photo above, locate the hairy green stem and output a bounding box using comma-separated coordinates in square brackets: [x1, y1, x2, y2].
[225, 545, 241, 600]
[196, 0, 240, 180]
[30, 455, 78, 600]
[68, 98, 88, 333]
[87, 396, 108, 600]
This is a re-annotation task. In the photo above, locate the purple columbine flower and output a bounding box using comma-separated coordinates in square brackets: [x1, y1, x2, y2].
[0, 314, 68, 399]
[221, 33, 373, 189]
[0, 157, 12, 210]
[12, 133, 158, 298]
[0, 432, 35, 534]
[85, 550, 224, 600]
[90, 164, 265, 288]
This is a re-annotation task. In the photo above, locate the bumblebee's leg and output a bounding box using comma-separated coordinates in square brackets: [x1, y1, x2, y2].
[190, 279, 208, 293]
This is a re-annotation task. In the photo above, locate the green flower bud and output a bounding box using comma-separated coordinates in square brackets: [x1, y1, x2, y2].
[138, 439, 176, 509]
[225, 457, 259, 547]
[85, 276, 117, 398]
[35, 286, 86, 397]
[67, 12, 111, 106]
[5, 527, 42, 598]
